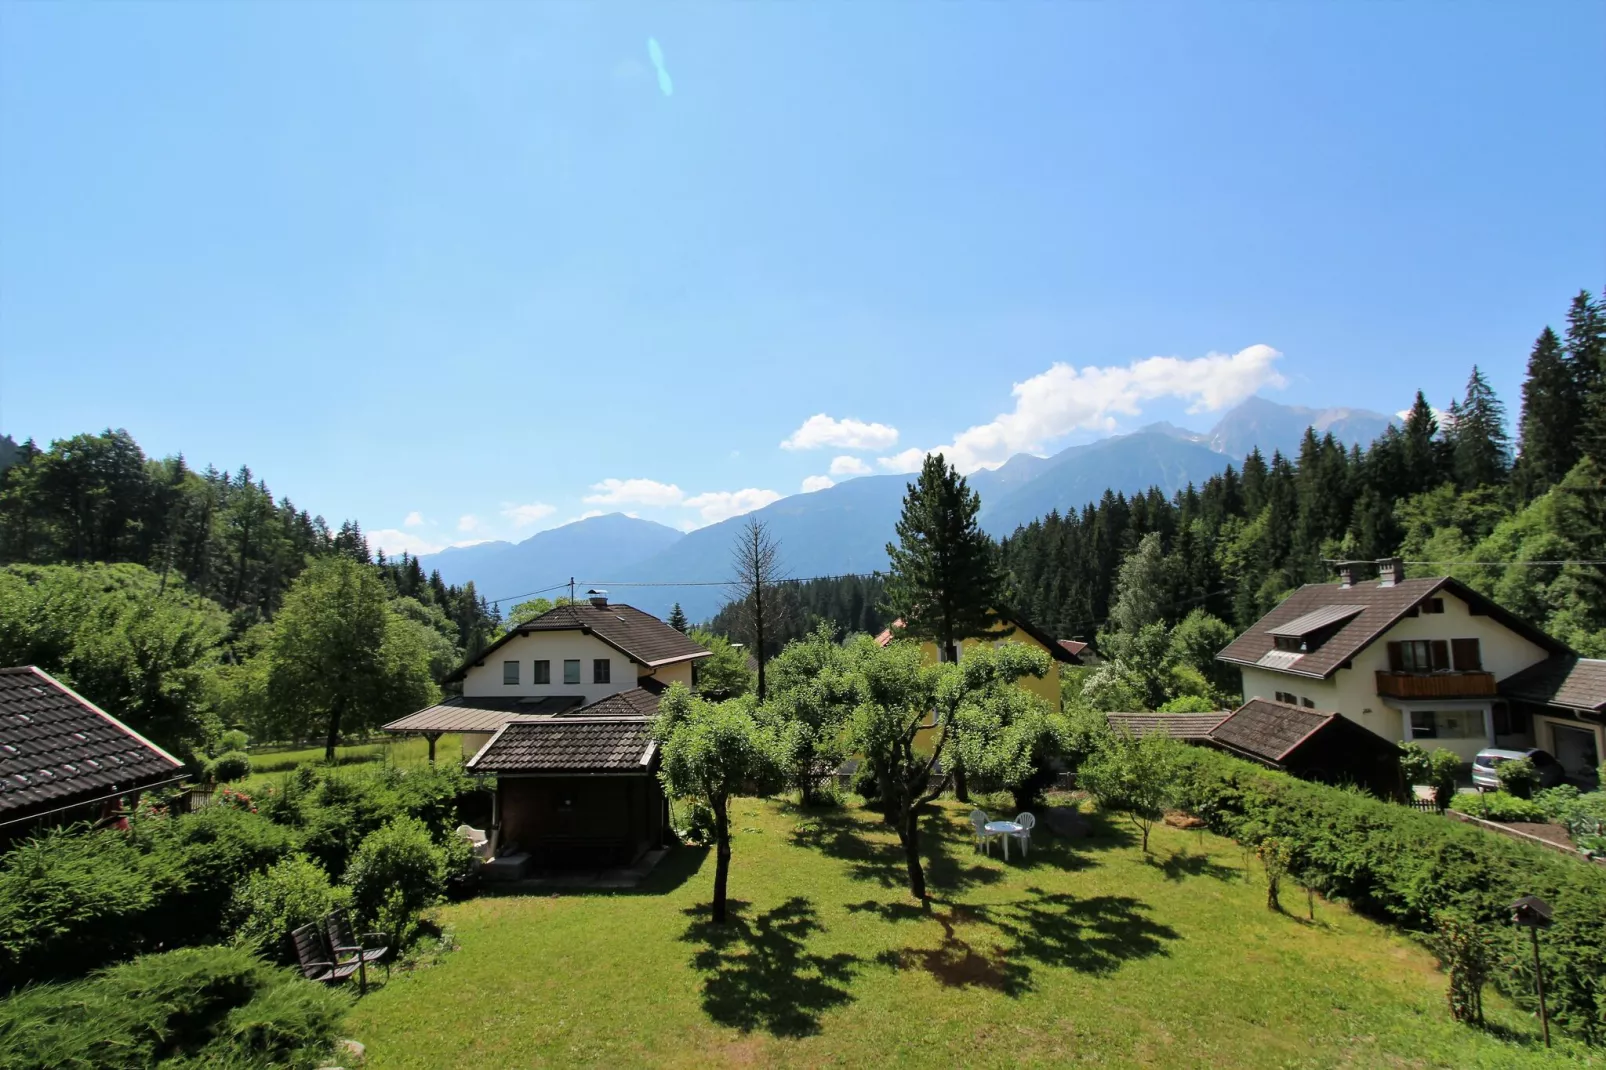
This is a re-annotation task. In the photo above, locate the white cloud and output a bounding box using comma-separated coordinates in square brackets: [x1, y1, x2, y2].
[829, 455, 873, 476]
[367, 528, 446, 557]
[457, 514, 480, 532]
[403, 511, 425, 528]
[501, 501, 557, 528]
[801, 475, 835, 493]
[878, 345, 1285, 474]
[682, 488, 783, 525]
[781, 414, 900, 452]
[584, 477, 686, 506]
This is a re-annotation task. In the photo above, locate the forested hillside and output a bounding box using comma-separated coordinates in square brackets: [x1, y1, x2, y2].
[1001, 291, 1606, 658]
[702, 573, 890, 649]
[0, 434, 501, 760]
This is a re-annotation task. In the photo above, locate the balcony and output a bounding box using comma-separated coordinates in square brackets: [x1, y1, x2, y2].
[1375, 670, 1496, 700]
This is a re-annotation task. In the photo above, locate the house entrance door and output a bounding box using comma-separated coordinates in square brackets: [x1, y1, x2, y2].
[1551, 723, 1599, 782]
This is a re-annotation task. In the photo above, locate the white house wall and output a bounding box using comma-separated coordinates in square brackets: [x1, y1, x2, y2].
[462, 631, 635, 704]
[1238, 586, 1553, 761]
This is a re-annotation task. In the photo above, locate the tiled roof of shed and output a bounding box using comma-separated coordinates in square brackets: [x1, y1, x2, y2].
[566, 687, 664, 718]
[383, 695, 585, 734]
[1499, 656, 1606, 713]
[466, 716, 655, 774]
[1209, 698, 1335, 763]
[1216, 576, 1569, 680]
[1104, 712, 1227, 740]
[0, 666, 185, 823]
[445, 603, 709, 682]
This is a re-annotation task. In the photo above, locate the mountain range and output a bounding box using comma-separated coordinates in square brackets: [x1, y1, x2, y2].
[417, 396, 1398, 623]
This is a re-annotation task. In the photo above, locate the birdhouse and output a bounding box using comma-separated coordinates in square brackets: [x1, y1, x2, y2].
[1509, 895, 1553, 929]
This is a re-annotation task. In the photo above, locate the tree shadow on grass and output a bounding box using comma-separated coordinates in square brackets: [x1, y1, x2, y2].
[852, 886, 1180, 997]
[1152, 849, 1240, 883]
[680, 896, 862, 1037]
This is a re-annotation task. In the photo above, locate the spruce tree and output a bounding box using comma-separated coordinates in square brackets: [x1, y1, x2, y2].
[1516, 326, 1581, 496]
[1565, 290, 1606, 463]
[1450, 365, 1511, 490]
[667, 602, 689, 633]
[1401, 391, 1443, 493]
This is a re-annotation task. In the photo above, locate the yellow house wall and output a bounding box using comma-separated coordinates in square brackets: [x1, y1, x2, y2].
[907, 623, 1064, 751]
[641, 660, 696, 690]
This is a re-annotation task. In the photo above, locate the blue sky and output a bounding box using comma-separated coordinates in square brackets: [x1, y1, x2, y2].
[2, 2, 1602, 554]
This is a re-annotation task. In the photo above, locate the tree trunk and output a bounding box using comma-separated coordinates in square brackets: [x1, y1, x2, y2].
[324, 701, 343, 763]
[903, 807, 926, 901]
[952, 759, 970, 803]
[712, 796, 732, 923]
[755, 586, 766, 703]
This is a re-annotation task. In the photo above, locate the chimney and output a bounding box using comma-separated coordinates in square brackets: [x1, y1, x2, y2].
[1376, 557, 1405, 588]
[1336, 562, 1358, 589]
[586, 589, 608, 608]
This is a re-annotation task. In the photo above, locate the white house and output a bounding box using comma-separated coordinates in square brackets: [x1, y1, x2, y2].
[382, 594, 710, 759]
[1217, 558, 1604, 778]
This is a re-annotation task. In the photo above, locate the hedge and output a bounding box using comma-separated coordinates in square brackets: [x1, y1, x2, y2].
[1174, 747, 1606, 1044]
[0, 945, 348, 1070]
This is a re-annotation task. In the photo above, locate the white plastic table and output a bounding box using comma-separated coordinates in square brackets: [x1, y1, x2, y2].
[985, 820, 1024, 860]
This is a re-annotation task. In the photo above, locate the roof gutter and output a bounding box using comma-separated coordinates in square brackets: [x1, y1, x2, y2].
[0, 773, 189, 829]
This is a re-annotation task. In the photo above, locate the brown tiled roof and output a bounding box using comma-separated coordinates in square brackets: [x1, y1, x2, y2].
[564, 687, 664, 719]
[0, 666, 185, 825]
[383, 695, 585, 734]
[445, 603, 709, 683]
[873, 614, 1083, 664]
[1499, 656, 1606, 713]
[1104, 712, 1227, 740]
[466, 716, 656, 775]
[1209, 698, 1336, 763]
[1216, 576, 1570, 680]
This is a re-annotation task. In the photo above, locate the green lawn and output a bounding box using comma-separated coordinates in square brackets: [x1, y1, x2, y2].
[347, 796, 1597, 1069]
[240, 734, 462, 792]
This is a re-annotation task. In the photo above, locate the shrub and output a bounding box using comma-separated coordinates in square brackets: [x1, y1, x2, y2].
[0, 945, 348, 1070]
[1495, 756, 1538, 799]
[1430, 912, 1495, 1026]
[139, 806, 301, 948]
[228, 856, 349, 964]
[1534, 784, 1582, 820]
[1448, 791, 1546, 823]
[1157, 693, 1219, 714]
[220, 729, 251, 752]
[1426, 748, 1462, 807]
[1174, 746, 1606, 1043]
[0, 826, 186, 989]
[677, 798, 717, 845]
[209, 751, 254, 784]
[343, 816, 446, 948]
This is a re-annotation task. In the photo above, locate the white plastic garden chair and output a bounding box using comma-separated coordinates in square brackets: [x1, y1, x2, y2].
[969, 810, 996, 855]
[455, 823, 491, 860]
[1011, 812, 1036, 856]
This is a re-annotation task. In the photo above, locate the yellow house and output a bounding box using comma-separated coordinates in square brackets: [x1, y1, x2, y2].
[874, 613, 1087, 715]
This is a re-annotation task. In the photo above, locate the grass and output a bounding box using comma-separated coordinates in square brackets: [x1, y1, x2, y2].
[347, 796, 1599, 1069]
[239, 734, 462, 793]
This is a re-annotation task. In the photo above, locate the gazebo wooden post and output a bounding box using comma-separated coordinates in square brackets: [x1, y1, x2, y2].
[425, 731, 442, 764]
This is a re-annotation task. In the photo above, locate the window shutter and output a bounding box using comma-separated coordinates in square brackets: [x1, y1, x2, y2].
[1429, 640, 1450, 672]
[1387, 642, 1404, 672]
[1451, 638, 1482, 671]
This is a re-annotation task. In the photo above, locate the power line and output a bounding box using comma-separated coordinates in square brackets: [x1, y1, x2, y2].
[481, 571, 885, 607]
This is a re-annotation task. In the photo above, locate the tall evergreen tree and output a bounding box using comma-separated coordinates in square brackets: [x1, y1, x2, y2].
[667, 602, 689, 633]
[1516, 326, 1581, 496]
[1564, 289, 1606, 462]
[1450, 365, 1511, 490]
[1401, 391, 1443, 493]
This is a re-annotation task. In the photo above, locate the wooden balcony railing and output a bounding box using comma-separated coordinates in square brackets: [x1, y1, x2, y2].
[1374, 670, 1497, 700]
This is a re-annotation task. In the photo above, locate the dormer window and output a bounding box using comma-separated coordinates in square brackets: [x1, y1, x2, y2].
[1273, 636, 1306, 653]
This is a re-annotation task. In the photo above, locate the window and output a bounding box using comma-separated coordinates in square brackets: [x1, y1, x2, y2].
[1273, 636, 1304, 653]
[1301, 697, 1315, 709]
[1409, 710, 1485, 740]
[563, 659, 581, 685]
[533, 660, 551, 685]
[593, 658, 611, 684]
[1451, 638, 1482, 671]
[503, 661, 519, 685]
[1493, 704, 1529, 736]
[1388, 639, 1448, 673]
[1422, 598, 1445, 614]
[1275, 691, 1298, 705]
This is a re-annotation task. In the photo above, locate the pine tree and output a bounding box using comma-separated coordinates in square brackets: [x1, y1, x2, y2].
[667, 602, 689, 633]
[1401, 391, 1443, 493]
[1515, 326, 1580, 497]
[1564, 290, 1606, 462]
[1450, 365, 1511, 490]
[1241, 449, 1269, 515]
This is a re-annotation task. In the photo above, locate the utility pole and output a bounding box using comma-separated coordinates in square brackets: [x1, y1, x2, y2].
[569, 576, 575, 604]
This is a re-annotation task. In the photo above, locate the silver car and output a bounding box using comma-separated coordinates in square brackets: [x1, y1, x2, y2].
[1471, 748, 1566, 791]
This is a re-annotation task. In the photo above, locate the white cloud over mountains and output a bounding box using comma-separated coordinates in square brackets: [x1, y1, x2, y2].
[829, 455, 873, 476]
[877, 345, 1285, 473]
[684, 488, 783, 523]
[501, 502, 557, 527]
[584, 478, 687, 506]
[781, 414, 899, 451]
[583, 476, 781, 526]
[800, 475, 835, 492]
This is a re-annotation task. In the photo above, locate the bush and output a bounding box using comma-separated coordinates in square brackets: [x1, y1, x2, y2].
[220, 729, 251, 752]
[1535, 784, 1582, 820]
[1448, 791, 1546, 823]
[140, 806, 301, 947]
[677, 798, 717, 845]
[1495, 756, 1538, 799]
[1174, 746, 1606, 1043]
[1157, 693, 1219, 714]
[0, 945, 348, 1070]
[209, 750, 254, 784]
[343, 816, 446, 948]
[228, 856, 349, 964]
[0, 826, 186, 989]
